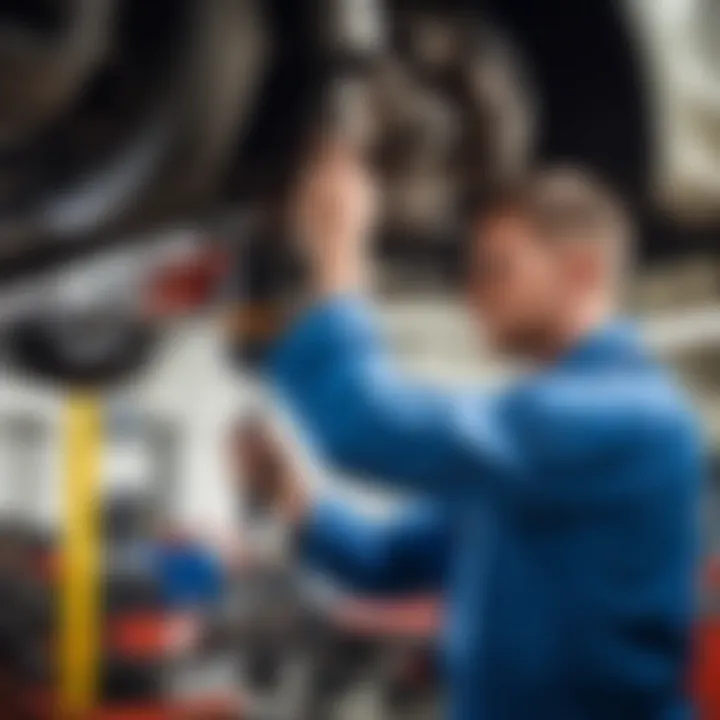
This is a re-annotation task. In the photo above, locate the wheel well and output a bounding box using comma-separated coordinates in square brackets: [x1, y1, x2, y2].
[487, 0, 651, 207]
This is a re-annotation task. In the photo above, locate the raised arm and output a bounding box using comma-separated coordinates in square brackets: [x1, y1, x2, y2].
[270, 298, 675, 503]
[270, 296, 521, 499]
[268, 145, 521, 497]
[270, 144, 669, 504]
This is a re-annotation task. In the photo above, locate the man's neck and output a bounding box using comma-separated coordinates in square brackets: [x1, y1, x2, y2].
[535, 299, 613, 365]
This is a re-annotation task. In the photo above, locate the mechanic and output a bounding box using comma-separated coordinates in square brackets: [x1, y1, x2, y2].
[247, 146, 704, 719]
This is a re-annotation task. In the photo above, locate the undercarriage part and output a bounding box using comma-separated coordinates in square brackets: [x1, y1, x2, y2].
[0, 0, 535, 288]
[0, 0, 267, 282]
[0, 0, 662, 289]
[228, 0, 535, 247]
[371, 6, 535, 251]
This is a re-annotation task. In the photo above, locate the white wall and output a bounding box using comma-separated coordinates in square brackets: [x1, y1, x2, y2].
[0, 318, 250, 534]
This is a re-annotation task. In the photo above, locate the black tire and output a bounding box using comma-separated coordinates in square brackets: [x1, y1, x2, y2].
[0, 0, 268, 282]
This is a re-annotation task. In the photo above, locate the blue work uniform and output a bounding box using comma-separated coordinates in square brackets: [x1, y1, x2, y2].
[269, 296, 703, 720]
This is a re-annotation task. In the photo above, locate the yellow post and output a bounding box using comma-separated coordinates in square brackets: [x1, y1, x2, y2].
[59, 394, 102, 718]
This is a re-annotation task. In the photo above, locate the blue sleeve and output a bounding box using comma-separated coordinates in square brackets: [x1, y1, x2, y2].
[269, 297, 667, 502]
[155, 542, 226, 609]
[298, 499, 450, 595]
[269, 296, 521, 500]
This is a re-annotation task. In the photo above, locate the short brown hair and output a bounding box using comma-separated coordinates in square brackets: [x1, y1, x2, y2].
[475, 167, 632, 247]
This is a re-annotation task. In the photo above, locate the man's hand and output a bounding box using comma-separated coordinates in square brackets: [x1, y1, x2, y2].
[231, 416, 310, 526]
[293, 143, 378, 298]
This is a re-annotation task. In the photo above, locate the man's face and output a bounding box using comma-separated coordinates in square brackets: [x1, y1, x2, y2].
[467, 213, 573, 357]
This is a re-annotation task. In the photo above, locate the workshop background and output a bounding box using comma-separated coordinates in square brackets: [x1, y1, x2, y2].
[0, 0, 719, 718]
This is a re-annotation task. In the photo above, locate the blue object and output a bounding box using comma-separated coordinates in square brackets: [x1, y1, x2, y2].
[270, 296, 703, 720]
[154, 539, 226, 609]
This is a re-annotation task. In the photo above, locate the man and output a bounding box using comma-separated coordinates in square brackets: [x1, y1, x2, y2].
[247, 149, 703, 719]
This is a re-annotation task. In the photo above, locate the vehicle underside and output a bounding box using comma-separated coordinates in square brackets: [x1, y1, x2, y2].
[0, 0, 709, 289]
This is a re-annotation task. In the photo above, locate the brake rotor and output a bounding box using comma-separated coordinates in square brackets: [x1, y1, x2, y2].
[371, 5, 536, 250]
